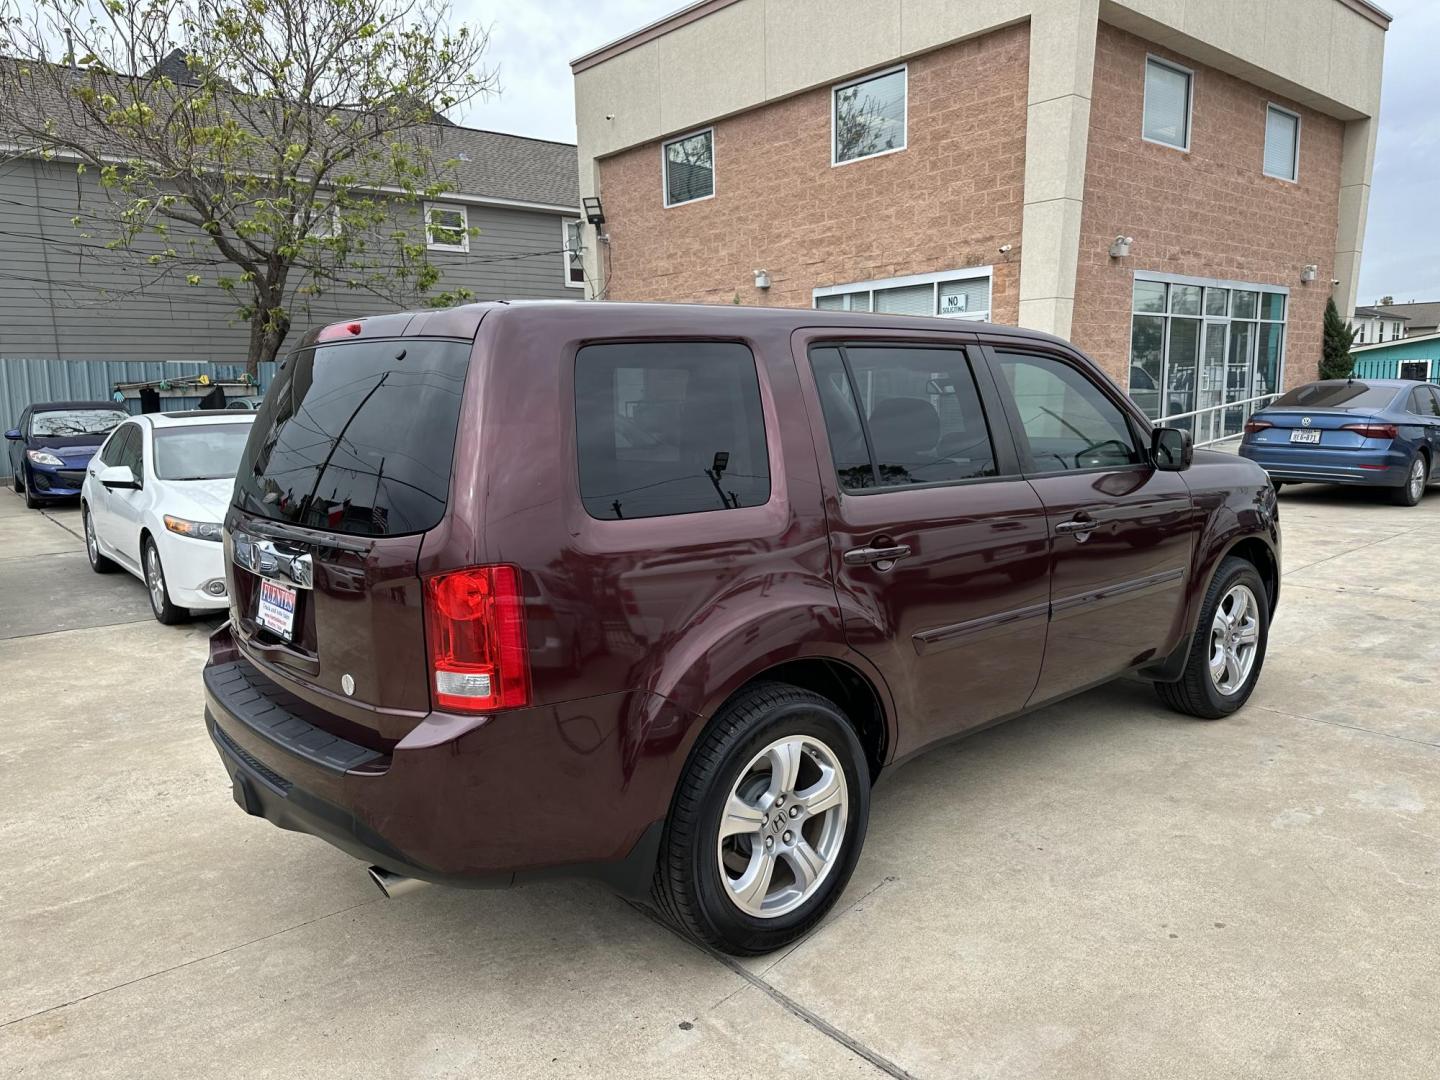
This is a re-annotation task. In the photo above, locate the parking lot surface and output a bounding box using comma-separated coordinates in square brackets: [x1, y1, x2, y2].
[3, 486, 1438, 1078]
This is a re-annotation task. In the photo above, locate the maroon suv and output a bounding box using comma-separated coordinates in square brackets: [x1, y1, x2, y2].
[204, 301, 1280, 954]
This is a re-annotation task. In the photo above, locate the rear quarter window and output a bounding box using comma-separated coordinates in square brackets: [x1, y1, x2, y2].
[575, 341, 770, 520]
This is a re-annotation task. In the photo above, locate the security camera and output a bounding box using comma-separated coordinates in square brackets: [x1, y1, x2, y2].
[1331, 278, 1341, 286]
[604, 113, 616, 121]
[998, 243, 1013, 254]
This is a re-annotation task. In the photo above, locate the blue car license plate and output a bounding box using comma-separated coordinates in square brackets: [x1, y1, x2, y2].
[1289, 429, 1321, 444]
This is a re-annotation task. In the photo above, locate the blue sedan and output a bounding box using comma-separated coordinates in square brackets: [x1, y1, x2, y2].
[6, 400, 130, 510]
[1239, 379, 1440, 506]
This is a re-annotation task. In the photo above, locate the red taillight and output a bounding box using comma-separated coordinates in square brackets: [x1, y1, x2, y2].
[423, 565, 530, 713]
[1243, 419, 1272, 434]
[1342, 423, 1398, 440]
[316, 320, 364, 342]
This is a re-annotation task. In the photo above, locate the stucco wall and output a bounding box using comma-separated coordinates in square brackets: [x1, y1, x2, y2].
[595, 24, 1030, 318]
[1069, 23, 1345, 388]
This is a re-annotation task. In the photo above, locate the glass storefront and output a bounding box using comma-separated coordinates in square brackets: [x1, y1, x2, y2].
[1128, 274, 1287, 443]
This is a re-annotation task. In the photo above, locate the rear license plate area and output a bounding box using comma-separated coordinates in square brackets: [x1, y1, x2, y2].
[1289, 429, 1321, 444]
[256, 579, 298, 641]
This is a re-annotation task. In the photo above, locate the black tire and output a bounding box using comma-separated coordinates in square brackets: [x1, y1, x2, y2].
[143, 537, 186, 624]
[1154, 556, 1270, 720]
[22, 468, 42, 510]
[1390, 453, 1427, 506]
[82, 503, 117, 574]
[1270, 481, 1284, 493]
[652, 682, 870, 956]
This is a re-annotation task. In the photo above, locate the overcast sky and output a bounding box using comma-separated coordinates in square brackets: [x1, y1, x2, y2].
[456, 0, 1437, 306]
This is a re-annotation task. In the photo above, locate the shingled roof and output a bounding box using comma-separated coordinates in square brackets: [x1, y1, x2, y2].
[438, 126, 579, 208]
[1, 57, 579, 211]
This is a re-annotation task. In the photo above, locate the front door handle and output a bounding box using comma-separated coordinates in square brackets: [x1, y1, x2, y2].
[1054, 517, 1100, 535]
[843, 543, 912, 567]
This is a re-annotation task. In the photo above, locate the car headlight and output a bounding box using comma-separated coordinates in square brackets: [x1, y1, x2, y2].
[164, 515, 224, 542]
[25, 449, 63, 467]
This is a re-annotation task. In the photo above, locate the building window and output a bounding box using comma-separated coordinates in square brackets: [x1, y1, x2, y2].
[1263, 104, 1300, 181]
[662, 128, 714, 207]
[1143, 56, 1192, 151]
[1128, 274, 1287, 444]
[299, 203, 342, 240]
[814, 267, 991, 321]
[833, 66, 907, 165]
[562, 218, 585, 289]
[424, 203, 469, 252]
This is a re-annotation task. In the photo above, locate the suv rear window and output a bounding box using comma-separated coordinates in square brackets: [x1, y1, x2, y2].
[1272, 382, 1400, 410]
[575, 341, 770, 520]
[234, 338, 471, 536]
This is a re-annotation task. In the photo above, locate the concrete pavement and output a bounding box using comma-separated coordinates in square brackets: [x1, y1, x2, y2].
[2, 485, 1438, 1078]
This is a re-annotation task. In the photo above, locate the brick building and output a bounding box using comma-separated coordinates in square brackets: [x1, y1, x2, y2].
[571, 0, 1388, 441]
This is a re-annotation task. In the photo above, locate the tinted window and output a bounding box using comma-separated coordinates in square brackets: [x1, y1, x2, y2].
[811, 346, 997, 490]
[154, 424, 253, 481]
[99, 424, 134, 467]
[234, 339, 471, 536]
[1410, 389, 1429, 415]
[993, 351, 1141, 473]
[31, 408, 128, 437]
[1272, 382, 1401, 410]
[1428, 388, 1440, 418]
[575, 342, 769, 520]
[114, 424, 144, 477]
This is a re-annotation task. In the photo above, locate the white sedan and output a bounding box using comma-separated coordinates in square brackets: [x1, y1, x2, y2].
[81, 410, 255, 623]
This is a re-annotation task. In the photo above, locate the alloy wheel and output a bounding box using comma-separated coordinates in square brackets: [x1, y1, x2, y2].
[145, 545, 167, 613]
[1209, 584, 1260, 696]
[716, 734, 848, 919]
[84, 510, 98, 564]
[1408, 457, 1425, 501]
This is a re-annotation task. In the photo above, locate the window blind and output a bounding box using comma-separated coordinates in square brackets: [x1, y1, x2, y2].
[1264, 107, 1298, 180]
[1143, 60, 1190, 148]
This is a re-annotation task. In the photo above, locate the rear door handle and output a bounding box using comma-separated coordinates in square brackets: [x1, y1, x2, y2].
[843, 544, 912, 567]
[1054, 518, 1100, 535]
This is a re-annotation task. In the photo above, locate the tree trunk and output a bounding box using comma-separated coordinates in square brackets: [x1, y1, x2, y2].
[245, 283, 293, 375]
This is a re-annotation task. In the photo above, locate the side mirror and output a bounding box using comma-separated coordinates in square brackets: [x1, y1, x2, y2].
[4, 429, 20, 440]
[99, 464, 139, 490]
[1151, 426, 1193, 472]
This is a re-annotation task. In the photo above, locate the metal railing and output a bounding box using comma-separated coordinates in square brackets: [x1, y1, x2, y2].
[1155, 392, 1281, 448]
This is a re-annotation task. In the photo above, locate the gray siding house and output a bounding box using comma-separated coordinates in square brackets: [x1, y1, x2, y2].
[0, 126, 583, 363]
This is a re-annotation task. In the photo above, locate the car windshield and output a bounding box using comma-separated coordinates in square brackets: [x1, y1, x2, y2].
[31, 408, 129, 437]
[1272, 382, 1401, 410]
[154, 423, 254, 481]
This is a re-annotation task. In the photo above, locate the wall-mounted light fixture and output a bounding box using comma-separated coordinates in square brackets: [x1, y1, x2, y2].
[1300, 264, 1318, 283]
[754, 269, 771, 290]
[582, 196, 606, 227]
[1109, 235, 1133, 259]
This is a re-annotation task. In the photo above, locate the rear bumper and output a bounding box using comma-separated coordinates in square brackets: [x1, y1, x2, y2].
[202, 624, 675, 895]
[1238, 444, 1408, 486]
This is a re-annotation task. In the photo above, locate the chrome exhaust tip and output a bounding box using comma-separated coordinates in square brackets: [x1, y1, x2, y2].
[367, 866, 429, 899]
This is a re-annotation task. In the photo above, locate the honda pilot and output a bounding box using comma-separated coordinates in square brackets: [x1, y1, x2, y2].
[204, 301, 1281, 955]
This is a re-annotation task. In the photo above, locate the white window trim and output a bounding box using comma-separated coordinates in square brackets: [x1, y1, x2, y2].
[424, 202, 469, 253]
[1398, 358, 1433, 380]
[812, 264, 993, 320]
[831, 64, 908, 168]
[1142, 54, 1194, 153]
[661, 127, 715, 209]
[298, 203, 342, 240]
[561, 217, 585, 290]
[1263, 102, 1302, 183]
